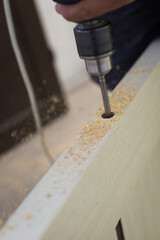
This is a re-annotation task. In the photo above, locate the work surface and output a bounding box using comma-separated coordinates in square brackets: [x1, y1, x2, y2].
[0, 39, 160, 239]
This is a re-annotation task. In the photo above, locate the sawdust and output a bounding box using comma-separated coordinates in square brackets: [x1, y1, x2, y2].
[7, 225, 15, 230]
[45, 192, 52, 198]
[134, 68, 150, 73]
[28, 161, 35, 167]
[52, 96, 61, 104]
[24, 212, 32, 220]
[47, 104, 55, 114]
[0, 219, 4, 228]
[64, 83, 137, 167]
[63, 162, 72, 169]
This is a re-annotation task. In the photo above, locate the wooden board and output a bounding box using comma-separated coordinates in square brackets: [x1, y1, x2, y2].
[122, 150, 160, 240]
[0, 40, 160, 240]
[41, 62, 160, 240]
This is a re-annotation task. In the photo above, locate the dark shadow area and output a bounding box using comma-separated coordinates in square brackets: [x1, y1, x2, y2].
[0, 0, 67, 154]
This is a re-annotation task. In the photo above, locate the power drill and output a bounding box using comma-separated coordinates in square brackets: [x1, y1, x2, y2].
[53, 0, 114, 118]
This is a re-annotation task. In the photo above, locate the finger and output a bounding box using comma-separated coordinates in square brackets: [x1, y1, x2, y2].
[55, 0, 134, 22]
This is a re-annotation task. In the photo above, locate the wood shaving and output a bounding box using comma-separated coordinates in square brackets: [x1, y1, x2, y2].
[0, 219, 4, 227]
[134, 68, 150, 73]
[7, 225, 15, 230]
[52, 96, 61, 104]
[24, 212, 32, 220]
[28, 161, 35, 167]
[63, 162, 71, 169]
[45, 192, 52, 198]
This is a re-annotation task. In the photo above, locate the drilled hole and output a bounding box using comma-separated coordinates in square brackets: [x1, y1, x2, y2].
[101, 112, 114, 119]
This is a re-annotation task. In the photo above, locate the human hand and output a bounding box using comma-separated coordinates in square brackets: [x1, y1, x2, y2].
[55, 0, 135, 22]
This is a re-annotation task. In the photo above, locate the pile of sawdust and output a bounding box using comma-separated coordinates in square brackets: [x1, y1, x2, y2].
[63, 83, 137, 167]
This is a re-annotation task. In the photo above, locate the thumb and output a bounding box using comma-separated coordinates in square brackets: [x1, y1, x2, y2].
[55, 0, 134, 22]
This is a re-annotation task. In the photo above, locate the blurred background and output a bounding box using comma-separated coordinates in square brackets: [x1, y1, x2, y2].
[0, 0, 102, 225]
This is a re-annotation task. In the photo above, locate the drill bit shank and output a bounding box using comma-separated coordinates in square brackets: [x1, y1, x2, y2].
[99, 75, 112, 118]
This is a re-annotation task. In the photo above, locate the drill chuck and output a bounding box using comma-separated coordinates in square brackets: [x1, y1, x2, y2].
[74, 20, 114, 76]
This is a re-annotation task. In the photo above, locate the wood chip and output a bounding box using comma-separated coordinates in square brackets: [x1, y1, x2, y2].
[7, 225, 15, 230]
[24, 212, 32, 220]
[0, 219, 4, 227]
[45, 192, 52, 198]
[28, 161, 35, 167]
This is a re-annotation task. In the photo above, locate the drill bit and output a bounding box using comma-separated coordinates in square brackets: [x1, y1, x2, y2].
[99, 75, 112, 118]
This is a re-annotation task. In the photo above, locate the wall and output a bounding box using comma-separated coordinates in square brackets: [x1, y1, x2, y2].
[34, 0, 88, 92]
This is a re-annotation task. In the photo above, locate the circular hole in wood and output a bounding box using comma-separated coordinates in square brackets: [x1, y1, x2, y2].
[101, 112, 114, 119]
